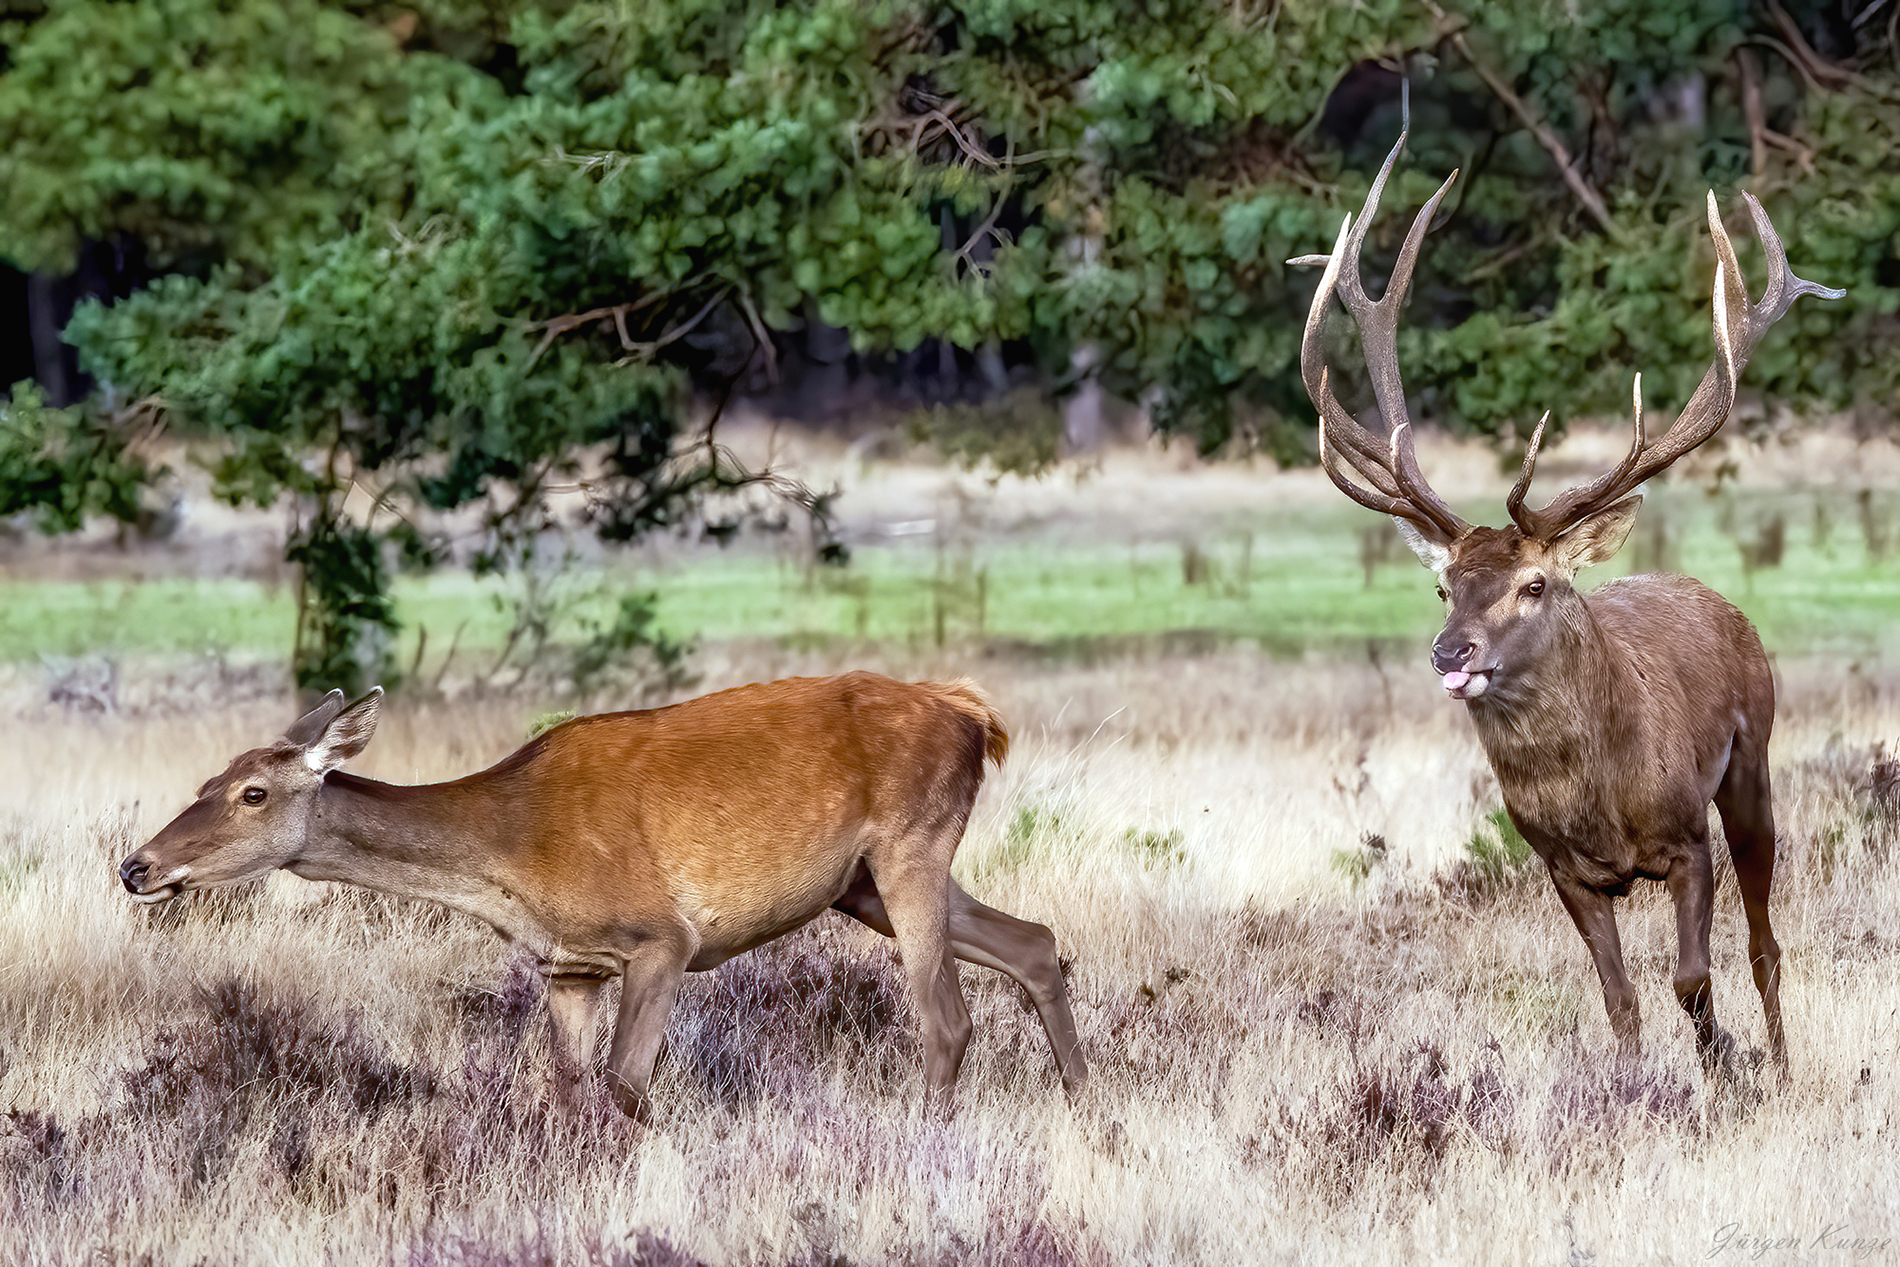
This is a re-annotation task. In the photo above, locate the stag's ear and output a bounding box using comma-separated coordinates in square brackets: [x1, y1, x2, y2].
[283, 689, 347, 746]
[1551, 495, 1643, 573]
[302, 687, 383, 774]
[1394, 517, 1454, 574]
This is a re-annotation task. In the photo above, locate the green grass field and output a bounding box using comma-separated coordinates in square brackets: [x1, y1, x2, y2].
[4, 488, 1898, 667]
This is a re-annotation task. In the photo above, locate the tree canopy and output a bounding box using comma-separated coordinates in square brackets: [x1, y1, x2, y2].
[3, 0, 1896, 689]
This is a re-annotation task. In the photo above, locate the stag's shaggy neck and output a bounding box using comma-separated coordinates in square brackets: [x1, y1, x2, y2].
[1465, 594, 1643, 817]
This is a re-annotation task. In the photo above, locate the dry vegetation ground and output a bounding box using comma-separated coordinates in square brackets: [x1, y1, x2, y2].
[2, 643, 1897, 1266]
[4, 424, 1900, 1265]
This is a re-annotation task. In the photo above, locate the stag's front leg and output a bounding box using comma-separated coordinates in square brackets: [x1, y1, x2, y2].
[604, 936, 692, 1121]
[1551, 873, 1640, 1058]
[1667, 848, 1736, 1072]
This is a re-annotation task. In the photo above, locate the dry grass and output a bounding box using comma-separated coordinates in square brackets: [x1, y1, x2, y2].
[2, 648, 1898, 1265]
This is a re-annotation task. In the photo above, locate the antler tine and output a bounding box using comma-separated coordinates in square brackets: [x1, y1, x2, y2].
[1311, 368, 1405, 498]
[1739, 192, 1848, 327]
[1289, 84, 1470, 542]
[1297, 214, 1413, 507]
[1503, 411, 1551, 534]
[1318, 399, 1435, 525]
[1519, 193, 1843, 538]
[1331, 86, 1416, 313]
[1387, 418, 1465, 540]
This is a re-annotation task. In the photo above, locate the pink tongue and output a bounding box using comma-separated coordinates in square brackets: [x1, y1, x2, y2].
[1443, 670, 1472, 692]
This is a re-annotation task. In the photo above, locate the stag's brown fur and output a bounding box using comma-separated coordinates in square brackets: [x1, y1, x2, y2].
[120, 672, 1086, 1116]
[1437, 531, 1784, 1067]
[1291, 92, 1837, 1074]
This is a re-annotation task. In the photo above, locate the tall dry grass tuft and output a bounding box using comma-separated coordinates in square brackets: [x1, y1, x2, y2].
[1, 649, 1897, 1263]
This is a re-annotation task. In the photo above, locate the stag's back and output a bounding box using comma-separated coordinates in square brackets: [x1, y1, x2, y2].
[1586, 572, 1773, 740]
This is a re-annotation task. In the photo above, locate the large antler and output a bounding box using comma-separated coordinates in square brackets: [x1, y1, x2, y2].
[1290, 91, 1468, 543]
[1504, 194, 1844, 538]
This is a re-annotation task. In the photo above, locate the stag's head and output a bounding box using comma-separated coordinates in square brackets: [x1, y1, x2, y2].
[1291, 97, 1842, 706]
[119, 688, 382, 901]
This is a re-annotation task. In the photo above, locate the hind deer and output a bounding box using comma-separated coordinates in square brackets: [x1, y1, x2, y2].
[119, 672, 1087, 1116]
[1290, 109, 1842, 1074]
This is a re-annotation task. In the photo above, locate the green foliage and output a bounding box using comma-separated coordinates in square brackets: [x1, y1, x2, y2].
[0, 383, 151, 532]
[526, 710, 577, 740]
[908, 387, 1064, 477]
[1331, 832, 1388, 889]
[970, 803, 1066, 878]
[286, 516, 400, 696]
[6, 0, 1900, 685]
[570, 591, 696, 699]
[0, 851, 42, 899]
[1463, 808, 1538, 886]
[1121, 826, 1187, 869]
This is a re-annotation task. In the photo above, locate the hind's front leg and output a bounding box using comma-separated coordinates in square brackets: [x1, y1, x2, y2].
[547, 973, 607, 1102]
[605, 934, 693, 1121]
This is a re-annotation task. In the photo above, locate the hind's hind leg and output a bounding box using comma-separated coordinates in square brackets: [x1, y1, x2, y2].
[835, 866, 1085, 1095]
[945, 880, 1087, 1093]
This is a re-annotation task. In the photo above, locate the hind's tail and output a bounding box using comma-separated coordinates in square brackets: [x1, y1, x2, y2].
[924, 678, 1009, 767]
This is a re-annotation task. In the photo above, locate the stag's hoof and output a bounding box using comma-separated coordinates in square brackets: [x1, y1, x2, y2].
[1698, 1027, 1738, 1074]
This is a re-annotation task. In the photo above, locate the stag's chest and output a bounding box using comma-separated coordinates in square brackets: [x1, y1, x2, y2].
[1483, 727, 1716, 887]
[1479, 726, 1640, 874]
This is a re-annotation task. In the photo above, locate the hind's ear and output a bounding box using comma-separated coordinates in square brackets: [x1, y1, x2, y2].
[1394, 517, 1453, 574]
[302, 687, 383, 774]
[283, 689, 347, 746]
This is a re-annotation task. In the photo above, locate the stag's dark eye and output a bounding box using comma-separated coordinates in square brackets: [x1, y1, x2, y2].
[1524, 579, 1545, 597]
[241, 787, 268, 806]
[1435, 585, 1448, 602]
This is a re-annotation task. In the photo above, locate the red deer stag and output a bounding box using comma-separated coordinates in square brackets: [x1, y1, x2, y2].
[119, 673, 1087, 1116]
[1290, 112, 1842, 1074]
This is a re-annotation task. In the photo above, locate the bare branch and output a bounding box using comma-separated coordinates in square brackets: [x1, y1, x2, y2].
[734, 291, 780, 386]
[1736, 49, 1768, 185]
[1763, 0, 1863, 90]
[1427, 3, 1616, 235]
[613, 287, 733, 366]
[526, 289, 672, 367]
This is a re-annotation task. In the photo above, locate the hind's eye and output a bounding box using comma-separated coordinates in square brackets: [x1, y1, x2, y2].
[241, 787, 267, 806]
[1524, 579, 1545, 597]
[1435, 585, 1448, 602]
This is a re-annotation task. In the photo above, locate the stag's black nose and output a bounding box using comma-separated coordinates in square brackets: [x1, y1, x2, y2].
[1431, 640, 1475, 675]
[120, 857, 149, 893]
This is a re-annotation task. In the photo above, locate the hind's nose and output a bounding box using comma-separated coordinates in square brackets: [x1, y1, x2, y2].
[120, 856, 150, 893]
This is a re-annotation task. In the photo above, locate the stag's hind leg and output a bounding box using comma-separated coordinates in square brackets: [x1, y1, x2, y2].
[835, 868, 1085, 1094]
[1715, 742, 1787, 1074]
